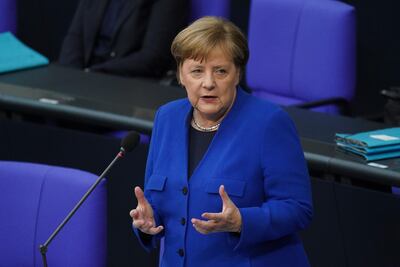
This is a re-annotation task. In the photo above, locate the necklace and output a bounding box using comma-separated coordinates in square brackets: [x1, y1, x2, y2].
[191, 117, 220, 132]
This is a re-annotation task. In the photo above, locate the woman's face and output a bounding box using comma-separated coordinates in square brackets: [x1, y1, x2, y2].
[179, 47, 240, 123]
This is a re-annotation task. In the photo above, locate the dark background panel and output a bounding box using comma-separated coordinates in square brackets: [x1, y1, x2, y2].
[299, 178, 347, 267]
[335, 183, 400, 267]
[343, 0, 400, 117]
[16, 0, 80, 61]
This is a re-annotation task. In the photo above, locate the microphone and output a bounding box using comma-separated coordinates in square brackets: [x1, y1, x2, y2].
[39, 131, 140, 267]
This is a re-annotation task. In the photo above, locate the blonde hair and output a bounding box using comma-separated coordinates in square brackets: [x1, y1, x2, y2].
[171, 16, 249, 77]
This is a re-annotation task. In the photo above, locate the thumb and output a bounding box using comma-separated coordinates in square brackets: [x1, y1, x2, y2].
[134, 186, 148, 206]
[219, 185, 232, 206]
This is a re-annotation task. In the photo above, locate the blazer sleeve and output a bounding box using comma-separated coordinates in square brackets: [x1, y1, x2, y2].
[133, 108, 165, 252]
[230, 109, 313, 251]
[58, 0, 86, 68]
[90, 0, 188, 77]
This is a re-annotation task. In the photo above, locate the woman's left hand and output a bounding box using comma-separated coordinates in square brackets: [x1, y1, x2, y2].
[191, 185, 242, 234]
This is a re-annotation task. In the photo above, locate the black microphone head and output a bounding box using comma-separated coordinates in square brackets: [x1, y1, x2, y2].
[121, 131, 140, 152]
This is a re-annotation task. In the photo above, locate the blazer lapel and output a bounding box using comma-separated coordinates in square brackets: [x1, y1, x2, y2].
[83, 0, 109, 66]
[178, 102, 192, 180]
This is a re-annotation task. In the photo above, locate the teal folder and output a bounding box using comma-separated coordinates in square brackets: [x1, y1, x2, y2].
[335, 141, 400, 155]
[336, 143, 400, 161]
[335, 127, 400, 148]
[0, 32, 49, 74]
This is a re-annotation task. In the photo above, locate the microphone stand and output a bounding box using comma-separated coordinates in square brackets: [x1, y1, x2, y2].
[39, 148, 126, 267]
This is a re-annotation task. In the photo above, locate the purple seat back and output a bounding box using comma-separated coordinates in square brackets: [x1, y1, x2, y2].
[247, 0, 356, 113]
[0, 161, 106, 267]
[0, 0, 17, 34]
[190, 0, 230, 21]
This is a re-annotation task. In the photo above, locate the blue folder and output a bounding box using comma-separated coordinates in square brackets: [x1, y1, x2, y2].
[0, 32, 49, 74]
[335, 127, 400, 161]
[335, 127, 400, 148]
[336, 143, 400, 161]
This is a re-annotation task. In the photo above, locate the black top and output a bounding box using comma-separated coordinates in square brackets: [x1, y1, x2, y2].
[188, 126, 216, 178]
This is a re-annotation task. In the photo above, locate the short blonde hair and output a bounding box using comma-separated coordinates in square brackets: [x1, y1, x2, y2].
[171, 16, 249, 76]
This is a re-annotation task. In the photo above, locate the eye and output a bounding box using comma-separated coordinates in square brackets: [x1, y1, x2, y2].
[215, 68, 227, 75]
[191, 69, 202, 73]
[190, 68, 203, 78]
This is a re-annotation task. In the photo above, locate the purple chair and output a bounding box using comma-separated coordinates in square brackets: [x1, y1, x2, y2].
[0, 161, 107, 267]
[246, 0, 356, 114]
[190, 0, 230, 21]
[0, 0, 17, 34]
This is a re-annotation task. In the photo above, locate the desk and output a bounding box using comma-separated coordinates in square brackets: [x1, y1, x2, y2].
[0, 64, 186, 133]
[4, 65, 397, 186]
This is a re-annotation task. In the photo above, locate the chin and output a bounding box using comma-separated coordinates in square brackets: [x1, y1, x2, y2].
[197, 108, 223, 117]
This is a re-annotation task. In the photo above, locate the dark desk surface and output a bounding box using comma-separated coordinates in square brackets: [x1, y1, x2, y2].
[0, 64, 186, 133]
[1, 65, 400, 186]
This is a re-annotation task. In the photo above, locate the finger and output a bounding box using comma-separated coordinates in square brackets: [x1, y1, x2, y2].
[191, 218, 217, 233]
[147, 225, 164, 235]
[192, 223, 208, 235]
[201, 212, 223, 221]
[134, 186, 148, 206]
[132, 218, 146, 229]
[130, 209, 142, 220]
[129, 209, 138, 219]
[191, 219, 210, 234]
[133, 218, 154, 231]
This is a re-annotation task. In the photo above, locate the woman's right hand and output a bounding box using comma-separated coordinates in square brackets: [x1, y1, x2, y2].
[129, 186, 164, 235]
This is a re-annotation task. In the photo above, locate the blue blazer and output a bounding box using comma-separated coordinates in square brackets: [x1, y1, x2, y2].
[135, 88, 313, 267]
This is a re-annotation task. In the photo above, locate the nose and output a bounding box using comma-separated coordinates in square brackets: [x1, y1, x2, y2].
[202, 71, 215, 90]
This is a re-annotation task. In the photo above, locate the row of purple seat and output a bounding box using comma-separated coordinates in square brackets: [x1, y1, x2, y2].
[0, 161, 107, 266]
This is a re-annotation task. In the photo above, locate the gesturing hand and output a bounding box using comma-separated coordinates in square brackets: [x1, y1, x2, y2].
[191, 185, 242, 234]
[129, 186, 164, 235]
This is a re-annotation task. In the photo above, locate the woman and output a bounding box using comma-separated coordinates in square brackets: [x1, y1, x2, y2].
[130, 16, 313, 267]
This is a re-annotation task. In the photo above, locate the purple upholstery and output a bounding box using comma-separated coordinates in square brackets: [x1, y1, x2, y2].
[0, 161, 106, 267]
[190, 0, 230, 21]
[393, 187, 400, 195]
[247, 0, 356, 114]
[0, 0, 17, 34]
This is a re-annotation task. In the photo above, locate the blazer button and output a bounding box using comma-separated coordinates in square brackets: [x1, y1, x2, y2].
[182, 186, 188, 195]
[110, 51, 116, 58]
[177, 248, 184, 257]
[180, 217, 186, 225]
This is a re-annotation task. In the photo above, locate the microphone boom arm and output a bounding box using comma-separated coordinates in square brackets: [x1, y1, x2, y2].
[39, 148, 126, 267]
